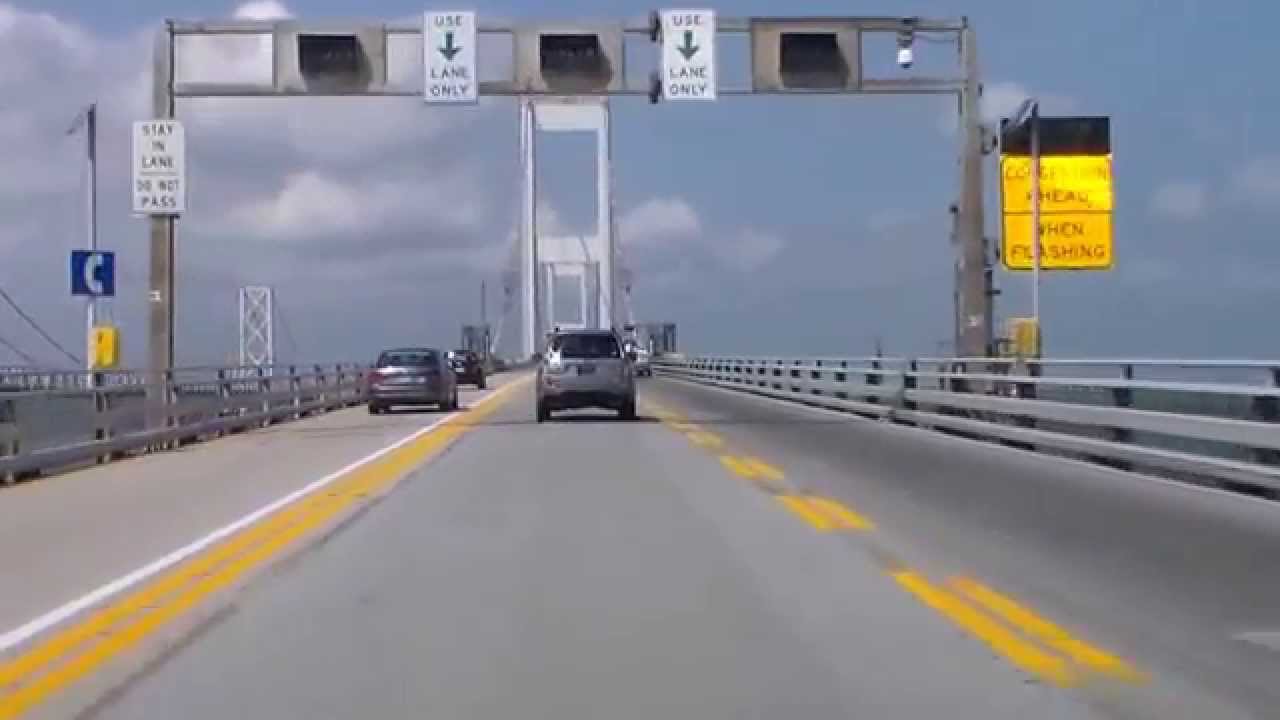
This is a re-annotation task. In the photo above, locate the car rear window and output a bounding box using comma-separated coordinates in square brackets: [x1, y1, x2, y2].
[377, 350, 438, 367]
[554, 334, 621, 359]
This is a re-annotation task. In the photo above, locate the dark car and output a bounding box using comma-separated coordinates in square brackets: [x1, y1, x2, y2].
[366, 347, 459, 414]
[447, 349, 486, 389]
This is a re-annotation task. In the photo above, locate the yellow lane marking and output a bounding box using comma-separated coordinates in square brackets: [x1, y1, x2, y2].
[686, 431, 723, 449]
[804, 496, 875, 530]
[776, 494, 873, 532]
[0, 381, 522, 719]
[719, 455, 759, 479]
[948, 577, 1147, 684]
[777, 495, 835, 531]
[718, 455, 787, 492]
[741, 457, 784, 483]
[668, 421, 701, 433]
[891, 570, 1077, 688]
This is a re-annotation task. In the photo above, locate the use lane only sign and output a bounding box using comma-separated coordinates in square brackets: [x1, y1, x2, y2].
[661, 9, 717, 101]
[424, 11, 477, 103]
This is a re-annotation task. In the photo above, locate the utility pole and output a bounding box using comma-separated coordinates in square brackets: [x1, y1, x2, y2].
[85, 103, 99, 370]
[69, 102, 101, 373]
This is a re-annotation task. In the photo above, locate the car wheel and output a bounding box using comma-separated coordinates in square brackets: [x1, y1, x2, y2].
[536, 402, 549, 423]
[367, 403, 380, 415]
[619, 399, 637, 421]
[477, 376, 487, 389]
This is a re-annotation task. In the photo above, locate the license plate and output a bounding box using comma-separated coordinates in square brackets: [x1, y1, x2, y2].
[577, 364, 595, 375]
[388, 376, 421, 385]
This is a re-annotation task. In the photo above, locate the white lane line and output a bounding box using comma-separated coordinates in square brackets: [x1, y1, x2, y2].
[1235, 631, 1280, 653]
[0, 383, 508, 653]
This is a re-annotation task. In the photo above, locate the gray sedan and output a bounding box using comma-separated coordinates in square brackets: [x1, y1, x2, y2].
[366, 347, 459, 414]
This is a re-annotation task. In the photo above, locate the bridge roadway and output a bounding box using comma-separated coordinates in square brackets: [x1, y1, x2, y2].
[2, 373, 1278, 719]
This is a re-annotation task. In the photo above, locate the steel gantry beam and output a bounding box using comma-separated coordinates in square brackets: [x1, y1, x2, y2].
[148, 12, 992, 374]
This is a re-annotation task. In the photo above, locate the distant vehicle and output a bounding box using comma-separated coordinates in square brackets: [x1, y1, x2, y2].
[366, 347, 458, 414]
[447, 349, 487, 389]
[536, 329, 636, 422]
[631, 345, 652, 377]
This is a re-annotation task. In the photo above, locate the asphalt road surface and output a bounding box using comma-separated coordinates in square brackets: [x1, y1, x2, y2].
[6, 376, 1277, 719]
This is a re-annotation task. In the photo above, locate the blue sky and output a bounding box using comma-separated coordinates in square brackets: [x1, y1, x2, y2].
[1, 0, 1277, 366]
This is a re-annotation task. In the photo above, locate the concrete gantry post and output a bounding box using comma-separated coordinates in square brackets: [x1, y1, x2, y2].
[955, 20, 992, 359]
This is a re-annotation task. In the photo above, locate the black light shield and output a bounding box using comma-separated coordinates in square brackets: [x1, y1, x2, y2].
[540, 34, 609, 91]
[1000, 116, 1112, 157]
[298, 34, 365, 89]
[273, 23, 388, 94]
[515, 25, 623, 93]
[751, 19, 860, 92]
[778, 32, 847, 89]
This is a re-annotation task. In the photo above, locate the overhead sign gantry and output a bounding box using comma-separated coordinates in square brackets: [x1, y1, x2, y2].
[144, 10, 989, 373]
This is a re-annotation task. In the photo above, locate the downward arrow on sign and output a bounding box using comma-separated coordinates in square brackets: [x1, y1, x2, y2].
[676, 30, 699, 60]
[439, 31, 461, 61]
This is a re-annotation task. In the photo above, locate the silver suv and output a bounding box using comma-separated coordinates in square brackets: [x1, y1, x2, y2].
[536, 329, 637, 422]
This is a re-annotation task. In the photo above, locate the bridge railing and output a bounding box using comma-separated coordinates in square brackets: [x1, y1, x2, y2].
[654, 355, 1280, 493]
[0, 363, 368, 482]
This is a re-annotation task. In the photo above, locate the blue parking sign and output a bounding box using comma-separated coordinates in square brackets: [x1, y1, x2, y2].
[70, 250, 115, 297]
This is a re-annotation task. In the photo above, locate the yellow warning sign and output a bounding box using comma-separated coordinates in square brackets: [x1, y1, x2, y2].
[1000, 155, 1113, 214]
[1001, 213, 1112, 271]
[90, 325, 120, 369]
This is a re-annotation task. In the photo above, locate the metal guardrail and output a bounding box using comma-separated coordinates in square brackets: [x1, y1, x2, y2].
[0, 363, 368, 482]
[654, 356, 1280, 493]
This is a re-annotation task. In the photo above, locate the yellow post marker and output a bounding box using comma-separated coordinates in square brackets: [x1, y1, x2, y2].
[89, 325, 120, 370]
[1005, 317, 1041, 359]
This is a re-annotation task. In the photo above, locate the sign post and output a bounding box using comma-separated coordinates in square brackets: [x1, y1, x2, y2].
[424, 11, 478, 103]
[660, 9, 716, 101]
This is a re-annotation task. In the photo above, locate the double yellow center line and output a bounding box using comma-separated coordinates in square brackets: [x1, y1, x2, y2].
[891, 572, 1147, 688]
[644, 396, 1145, 691]
[0, 380, 522, 719]
[649, 401, 874, 534]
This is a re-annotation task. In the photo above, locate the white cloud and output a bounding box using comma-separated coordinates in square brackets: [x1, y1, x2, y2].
[713, 229, 786, 273]
[234, 1, 292, 20]
[936, 81, 1079, 136]
[1149, 180, 1207, 220]
[620, 197, 701, 249]
[0, 1, 509, 366]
